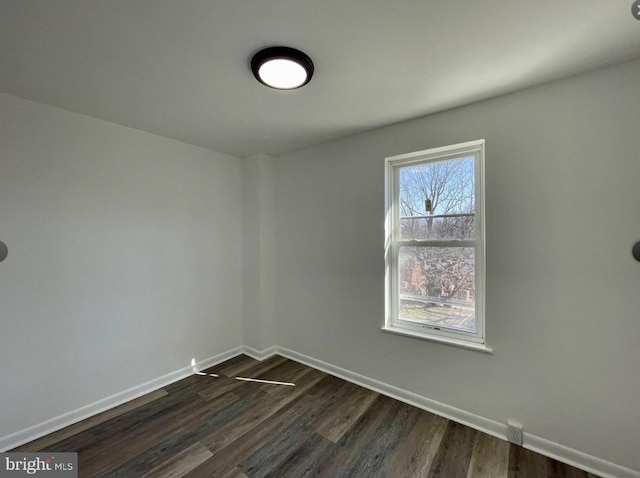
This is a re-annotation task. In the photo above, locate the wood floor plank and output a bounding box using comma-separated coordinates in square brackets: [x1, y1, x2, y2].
[303, 373, 348, 401]
[252, 357, 308, 381]
[181, 403, 309, 478]
[467, 433, 510, 478]
[140, 441, 212, 478]
[547, 459, 593, 478]
[79, 392, 241, 477]
[258, 360, 311, 393]
[314, 385, 379, 443]
[338, 401, 423, 478]
[218, 376, 380, 478]
[237, 415, 317, 477]
[102, 389, 268, 478]
[217, 469, 248, 478]
[304, 380, 366, 430]
[197, 359, 308, 406]
[163, 374, 212, 396]
[33, 386, 212, 454]
[383, 411, 449, 478]
[197, 376, 247, 401]
[261, 432, 335, 478]
[200, 367, 327, 454]
[301, 394, 401, 477]
[12, 388, 168, 452]
[427, 421, 478, 478]
[508, 445, 549, 478]
[13, 355, 601, 478]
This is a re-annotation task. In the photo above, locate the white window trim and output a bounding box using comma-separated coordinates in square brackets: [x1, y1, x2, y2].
[384, 139, 491, 353]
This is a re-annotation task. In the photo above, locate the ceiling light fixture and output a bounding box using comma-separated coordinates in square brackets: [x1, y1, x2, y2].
[251, 46, 314, 90]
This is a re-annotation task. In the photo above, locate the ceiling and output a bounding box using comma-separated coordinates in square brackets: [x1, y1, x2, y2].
[1, 1, 639, 158]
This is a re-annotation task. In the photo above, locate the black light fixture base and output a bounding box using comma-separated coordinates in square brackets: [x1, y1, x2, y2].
[251, 46, 314, 89]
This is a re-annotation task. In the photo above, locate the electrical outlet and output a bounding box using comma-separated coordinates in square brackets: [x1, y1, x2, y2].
[507, 421, 523, 446]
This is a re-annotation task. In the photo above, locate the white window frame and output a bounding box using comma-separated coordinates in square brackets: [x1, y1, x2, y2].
[384, 139, 489, 353]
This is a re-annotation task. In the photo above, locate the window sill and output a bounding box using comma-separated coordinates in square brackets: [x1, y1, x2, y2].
[381, 326, 493, 354]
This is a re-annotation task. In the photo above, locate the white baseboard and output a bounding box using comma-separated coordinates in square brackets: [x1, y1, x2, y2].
[242, 345, 277, 361]
[525, 434, 640, 478]
[0, 346, 244, 452]
[275, 347, 640, 478]
[195, 346, 245, 372]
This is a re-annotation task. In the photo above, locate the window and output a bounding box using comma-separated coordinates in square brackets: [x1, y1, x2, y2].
[384, 140, 487, 351]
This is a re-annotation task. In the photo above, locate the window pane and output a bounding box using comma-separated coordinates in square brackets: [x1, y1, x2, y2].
[398, 246, 476, 332]
[400, 215, 475, 241]
[399, 157, 475, 240]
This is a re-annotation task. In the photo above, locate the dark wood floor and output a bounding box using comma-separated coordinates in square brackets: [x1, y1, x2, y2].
[14, 354, 599, 477]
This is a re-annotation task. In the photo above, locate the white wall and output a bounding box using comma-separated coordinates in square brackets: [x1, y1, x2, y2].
[275, 58, 640, 472]
[0, 93, 244, 440]
[242, 153, 277, 351]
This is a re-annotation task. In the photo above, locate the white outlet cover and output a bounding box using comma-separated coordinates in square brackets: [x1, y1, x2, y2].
[507, 421, 523, 445]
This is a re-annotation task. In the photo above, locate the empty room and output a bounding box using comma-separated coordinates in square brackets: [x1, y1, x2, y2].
[1, 1, 639, 477]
